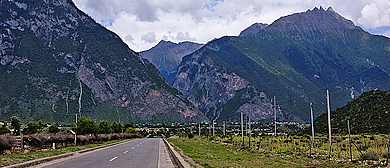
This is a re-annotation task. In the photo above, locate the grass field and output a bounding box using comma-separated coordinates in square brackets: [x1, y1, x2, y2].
[167, 134, 389, 167]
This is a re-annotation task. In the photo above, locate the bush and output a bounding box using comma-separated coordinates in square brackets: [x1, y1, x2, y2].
[111, 122, 123, 133]
[0, 125, 10, 135]
[24, 121, 39, 135]
[76, 117, 98, 135]
[360, 151, 380, 161]
[11, 117, 20, 136]
[48, 125, 59, 134]
[98, 120, 112, 134]
[124, 127, 137, 134]
[188, 132, 194, 139]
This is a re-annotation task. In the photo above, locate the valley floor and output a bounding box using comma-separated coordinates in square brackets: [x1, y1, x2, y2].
[167, 135, 389, 167]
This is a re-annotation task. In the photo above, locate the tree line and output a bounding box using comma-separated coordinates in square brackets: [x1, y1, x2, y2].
[0, 117, 137, 136]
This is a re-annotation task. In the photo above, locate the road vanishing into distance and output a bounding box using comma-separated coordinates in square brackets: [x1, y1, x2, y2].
[36, 138, 172, 168]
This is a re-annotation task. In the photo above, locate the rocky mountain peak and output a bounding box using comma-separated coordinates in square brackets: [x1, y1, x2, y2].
[140, 40, 203, 84]
[266, 6, 359, 36]
[239, 23, 269, 36]
[153, 40, 177, 49]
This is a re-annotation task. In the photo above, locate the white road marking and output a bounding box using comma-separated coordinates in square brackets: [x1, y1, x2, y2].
[109, 157, 118, 162]
[124, 151, 128, 153]
[131, 147, 135, 149]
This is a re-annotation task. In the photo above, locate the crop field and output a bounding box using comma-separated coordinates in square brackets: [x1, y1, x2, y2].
[167, 134, 390, 167]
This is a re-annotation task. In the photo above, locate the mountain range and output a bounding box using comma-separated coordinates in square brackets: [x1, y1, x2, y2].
[0, 0, 207, 124]
[140, 40, 203, 85]
[171, 6, 390, 122]
[1, 2, 389, 125]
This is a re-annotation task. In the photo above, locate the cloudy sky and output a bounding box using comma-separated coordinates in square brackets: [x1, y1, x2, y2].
[73, 0, 390, 52]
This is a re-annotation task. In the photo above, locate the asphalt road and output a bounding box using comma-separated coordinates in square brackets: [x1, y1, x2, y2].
[36, 138, 170, 168]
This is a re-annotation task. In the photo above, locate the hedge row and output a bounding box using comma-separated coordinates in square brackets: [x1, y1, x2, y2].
[0, 135, 15, 154]
[0, 133, 142, 154]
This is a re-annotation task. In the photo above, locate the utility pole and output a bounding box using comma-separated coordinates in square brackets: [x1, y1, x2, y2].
[241, 112, 244, 146]
[274, 96, 277, 136]
[327, 90, 332, 154]
[310, 102, 315, 143]
[212, 120, 215, 136]
[249, 115, 251, 148]
[199, 123, 201, 137]
[310, 102, 314, 156]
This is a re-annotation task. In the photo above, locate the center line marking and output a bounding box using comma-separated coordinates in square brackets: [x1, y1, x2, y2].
[109, 157, 118, 162]
[124, 151, 128, 153]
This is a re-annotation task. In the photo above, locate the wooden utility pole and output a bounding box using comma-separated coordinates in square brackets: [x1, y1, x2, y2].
[327, 90, 332, 154]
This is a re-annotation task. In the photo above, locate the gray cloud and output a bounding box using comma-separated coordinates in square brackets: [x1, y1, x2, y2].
[141, 32, 156, 43]
[176, 31, 196, 41]
[125, 34, 135, 42]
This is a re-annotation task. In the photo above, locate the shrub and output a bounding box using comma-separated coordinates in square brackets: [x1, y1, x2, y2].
[98, 120, 112, 134]
[76, 117, 98, 135]
[24, 121, 39, 135]
[48, 125, 59, 134]
[360, 151, 380, 161]
[11, 117, 20, 136]
[188, 132, 194, 139]
[0, 125, 10, 135]
[124, 127, 137, 134]
[97, 134, 108, 142]
[0, 135, 15, 154]
[111, 122, 123, 133]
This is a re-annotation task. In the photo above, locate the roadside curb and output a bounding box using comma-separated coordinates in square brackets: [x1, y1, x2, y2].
[162, 138, 191, 168]
[4, 139, 135, 168]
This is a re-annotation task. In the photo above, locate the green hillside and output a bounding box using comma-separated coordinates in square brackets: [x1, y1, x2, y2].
[312, 89, 390, 134]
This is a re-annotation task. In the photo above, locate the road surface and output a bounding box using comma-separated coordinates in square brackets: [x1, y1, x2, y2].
[35, 138, 173, 168]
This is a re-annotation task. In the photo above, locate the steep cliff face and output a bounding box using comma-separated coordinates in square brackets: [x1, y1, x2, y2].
[140, 40, 203, 84]
[0, 0, 206, 123]
[173, 48, 294, 122]
[173, 7, 390, 122]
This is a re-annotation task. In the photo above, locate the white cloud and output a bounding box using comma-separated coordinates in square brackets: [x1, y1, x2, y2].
[358, 3, 389, 29]
[73, 0, 390, 52]
[141, 32, 157, 43]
